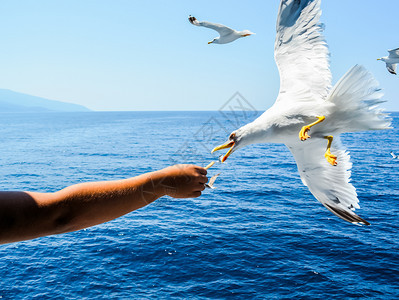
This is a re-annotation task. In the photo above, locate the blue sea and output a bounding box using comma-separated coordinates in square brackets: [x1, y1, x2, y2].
[0, 111, 398, 299]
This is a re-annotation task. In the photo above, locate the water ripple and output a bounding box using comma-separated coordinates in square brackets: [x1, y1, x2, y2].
[0, 112, 398, 298]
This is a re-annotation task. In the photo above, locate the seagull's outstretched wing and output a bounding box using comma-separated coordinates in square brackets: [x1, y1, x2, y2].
[388, 48, 399, 59]
[287, 137, 370, 225]
[391, 152, 397, 159]
[274, 0, 331, 105]
[386, 63, 397, 75]
[188, 15, 235, 36]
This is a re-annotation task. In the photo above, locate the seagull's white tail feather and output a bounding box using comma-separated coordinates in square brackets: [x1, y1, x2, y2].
[241, 30, 255, 35]
[327, 65, 392, 132]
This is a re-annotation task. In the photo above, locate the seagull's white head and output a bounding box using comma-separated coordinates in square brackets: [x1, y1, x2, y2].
[211, 131, 239, 162]
[211, 110, 280, 162]
[208, 38, 219, 44]
[377, 57, 387, 62]
[211, 123, 260, 162]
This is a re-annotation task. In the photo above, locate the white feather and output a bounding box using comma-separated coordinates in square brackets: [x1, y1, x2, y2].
[288, 137, 363, 215]
[275, 0, 331, 104]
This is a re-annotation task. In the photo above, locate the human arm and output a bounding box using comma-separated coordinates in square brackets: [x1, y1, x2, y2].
[0, 164, 207, 244]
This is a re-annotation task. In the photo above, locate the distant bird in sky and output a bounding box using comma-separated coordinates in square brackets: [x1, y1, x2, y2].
[390, 151, 399, 159]
[211, 0, 391, 225]
[188, 15, 254, 44]
[377, 48, 399, 75]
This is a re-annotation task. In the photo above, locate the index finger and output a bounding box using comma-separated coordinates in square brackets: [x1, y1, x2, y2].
[197, 167, 207, 175]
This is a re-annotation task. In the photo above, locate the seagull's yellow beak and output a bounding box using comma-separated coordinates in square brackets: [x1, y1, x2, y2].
[208, 41, 213, 44]
[211, 141, 235, 162]
[241, 34, 252, 37]
[377, 58, 381, 61]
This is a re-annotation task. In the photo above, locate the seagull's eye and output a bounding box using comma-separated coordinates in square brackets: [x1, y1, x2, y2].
[229, 133, 236, 140]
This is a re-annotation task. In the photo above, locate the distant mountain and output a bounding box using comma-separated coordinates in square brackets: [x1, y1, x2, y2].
[0, 89, 91, 112]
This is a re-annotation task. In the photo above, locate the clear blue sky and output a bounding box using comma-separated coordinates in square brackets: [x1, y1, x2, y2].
[0, 0, 397, 111]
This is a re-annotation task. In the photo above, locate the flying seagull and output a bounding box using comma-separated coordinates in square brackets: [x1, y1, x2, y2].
[188, 15, 254, 44]
[212, 0, 391, 225]
[390, 151, 399, 159]
[377, 48, 399, 75]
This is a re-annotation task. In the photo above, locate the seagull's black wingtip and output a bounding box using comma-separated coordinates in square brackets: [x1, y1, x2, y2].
[324, 203, 371, 226]
[188, 15, 197, 25]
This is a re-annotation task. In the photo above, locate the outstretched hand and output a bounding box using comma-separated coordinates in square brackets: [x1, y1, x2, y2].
[154, 164, 208, 198]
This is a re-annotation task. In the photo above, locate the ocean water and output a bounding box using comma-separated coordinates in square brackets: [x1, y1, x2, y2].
[0, 111, 398, 299]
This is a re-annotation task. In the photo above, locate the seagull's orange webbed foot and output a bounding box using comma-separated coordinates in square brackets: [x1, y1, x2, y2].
[299, 116, 325, 141]
[324, 135, 337, 166]
[299, 126, 311, 141]
[325, 148, 337, 166]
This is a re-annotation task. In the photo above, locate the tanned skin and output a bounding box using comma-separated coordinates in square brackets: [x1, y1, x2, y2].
[0, 164, 207, 245]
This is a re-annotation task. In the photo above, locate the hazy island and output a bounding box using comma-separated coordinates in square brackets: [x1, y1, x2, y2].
[0, 89, 91, 112]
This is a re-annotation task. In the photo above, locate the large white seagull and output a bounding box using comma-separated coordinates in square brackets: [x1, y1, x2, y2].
[212, 0, 391, 225]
